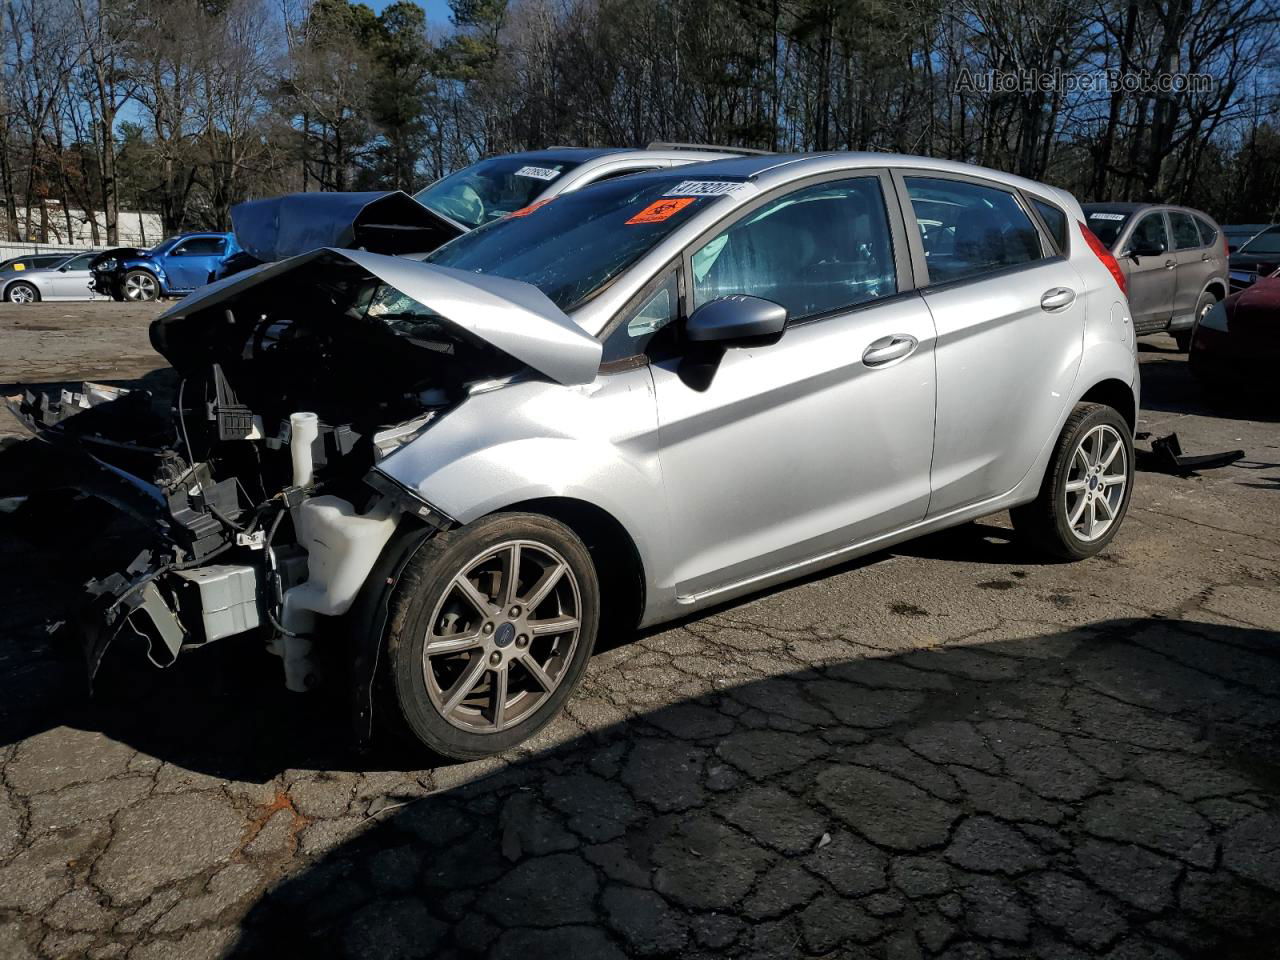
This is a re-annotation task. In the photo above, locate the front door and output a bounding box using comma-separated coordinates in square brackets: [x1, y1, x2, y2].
[1119, 212, 1177, 333]
[895, 173, 1087, 517]
[649, 174, 937, 600]
[164, 236, 226, 291]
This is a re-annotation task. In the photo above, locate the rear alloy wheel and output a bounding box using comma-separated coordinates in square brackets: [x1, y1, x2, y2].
[122, 270, 159, 302]
[1012, 402, 1134, 560]
[5, 281, 39, 303]
[384, 513, 599, 759]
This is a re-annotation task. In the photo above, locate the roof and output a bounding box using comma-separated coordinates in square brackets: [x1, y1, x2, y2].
[500, 147, 632, 165]
[1081, 202, 1150, 213]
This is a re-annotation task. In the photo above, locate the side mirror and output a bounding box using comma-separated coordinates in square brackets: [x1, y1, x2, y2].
[686, 295, 787, 346]
[1127, 240, 1165, 258]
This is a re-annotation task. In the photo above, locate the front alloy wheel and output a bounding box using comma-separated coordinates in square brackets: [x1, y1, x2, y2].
[122, 270, 158, 301]
[424, 539, 582, 734]
[384, 513, 599, 759]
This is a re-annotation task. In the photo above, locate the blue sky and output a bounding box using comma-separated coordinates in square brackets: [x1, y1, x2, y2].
[366, 0, 453, 25]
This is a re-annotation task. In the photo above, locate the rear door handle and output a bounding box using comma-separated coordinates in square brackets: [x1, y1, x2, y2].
[1164, 259, 1177, 269]
[1040, 287, 1076, 311]
[862, 334, 918, 367]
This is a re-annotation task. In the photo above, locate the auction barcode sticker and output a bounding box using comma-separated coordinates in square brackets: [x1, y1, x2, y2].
[1088, 212, 1126, 221]
[514, 165, 560, 180]
[663, 180, 747, 197]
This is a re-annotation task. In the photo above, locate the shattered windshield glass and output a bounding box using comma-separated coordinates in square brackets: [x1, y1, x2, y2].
[413, 157, 582, 229]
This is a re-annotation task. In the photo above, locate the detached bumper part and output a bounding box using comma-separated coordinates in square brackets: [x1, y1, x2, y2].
[1138, 432, 1245, 475]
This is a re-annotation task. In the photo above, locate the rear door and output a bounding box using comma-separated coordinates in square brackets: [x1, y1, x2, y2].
[895, 172, 1086, 518]
[1168, 210, 1212, 322]
[164, 236, 227, 291]
[1119, 212, 1176, 333]
[647, 172, 937, 600]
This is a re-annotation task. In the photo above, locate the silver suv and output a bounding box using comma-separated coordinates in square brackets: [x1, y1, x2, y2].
[1082, 202, 1227, 350]
[19, 153, 1140, 759]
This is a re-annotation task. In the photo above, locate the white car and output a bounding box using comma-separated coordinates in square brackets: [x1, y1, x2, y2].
[1, 251, 106, 303]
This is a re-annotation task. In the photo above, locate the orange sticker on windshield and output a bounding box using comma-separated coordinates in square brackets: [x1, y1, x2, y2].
[626, 197, 696, 225]
[508, 198, 553, 218]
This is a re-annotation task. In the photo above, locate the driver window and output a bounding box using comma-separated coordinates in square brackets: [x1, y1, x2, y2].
[172, 237, 225, 256]
[601, 270, 678, 363]
[690, 177, 897, 321]
[1129, 214, 1168, 255]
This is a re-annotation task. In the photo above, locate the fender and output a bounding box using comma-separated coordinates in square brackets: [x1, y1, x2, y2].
[1005, 332, 1139, 508]
[376, 374, 676, 614]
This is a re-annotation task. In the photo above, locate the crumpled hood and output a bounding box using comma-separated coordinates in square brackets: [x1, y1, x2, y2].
[152, 248, 602, 386]
[231, 191, 466, 262]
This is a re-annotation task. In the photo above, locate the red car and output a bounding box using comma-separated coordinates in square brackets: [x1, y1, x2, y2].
[1189, 266, 1280, 393]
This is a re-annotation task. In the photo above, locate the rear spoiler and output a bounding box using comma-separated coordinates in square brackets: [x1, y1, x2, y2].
[230, 191, 467, 263]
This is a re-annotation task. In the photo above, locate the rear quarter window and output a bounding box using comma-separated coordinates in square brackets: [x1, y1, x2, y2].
[1029, 197, 1068, 252]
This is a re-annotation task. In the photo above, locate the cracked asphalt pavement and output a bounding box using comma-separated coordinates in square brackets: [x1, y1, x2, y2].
[2, 302, 1279, 959]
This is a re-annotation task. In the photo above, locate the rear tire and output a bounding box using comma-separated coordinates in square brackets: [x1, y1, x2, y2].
[5, 281, 39, 303]
[382, 512, 600, 760]
[1011, 402, 1134, 561]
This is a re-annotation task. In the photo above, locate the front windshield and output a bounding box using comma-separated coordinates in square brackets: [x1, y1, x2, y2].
[149, 237, 181, 256]
[1240, 226, 1280, 255]
[413, 157, 585, 229]
[1083, 210, 1133, 249]
[425, 174, 746, 310]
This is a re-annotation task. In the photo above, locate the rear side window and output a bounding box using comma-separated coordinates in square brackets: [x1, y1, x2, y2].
[1030, 197, 1068, 251]
[690, 176, 898, 322]
[905, 177, 1045, 284]
[1168, 212, 1202, 250]
[1194, 216, 1218, 247]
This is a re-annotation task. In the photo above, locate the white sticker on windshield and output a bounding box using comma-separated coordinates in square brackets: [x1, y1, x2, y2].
[663, 180, 747, 197]
[1088, 212, 1126, 221]
[514, 165, 559, 180]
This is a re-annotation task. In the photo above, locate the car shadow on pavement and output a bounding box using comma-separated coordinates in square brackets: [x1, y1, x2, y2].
[209, 617, 1280, 960]
[1136, 346, 1280, 424]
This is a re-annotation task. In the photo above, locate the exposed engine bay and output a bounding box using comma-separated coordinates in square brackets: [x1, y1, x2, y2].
[3, 251, 555, 699]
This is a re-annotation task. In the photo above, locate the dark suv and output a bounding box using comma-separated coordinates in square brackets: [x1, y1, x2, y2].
[1082, 202, 1228, 350]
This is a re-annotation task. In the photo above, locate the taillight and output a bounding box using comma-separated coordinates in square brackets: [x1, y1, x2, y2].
[1222, 233, 1229, 259]
[1078, 221, 1127, 296]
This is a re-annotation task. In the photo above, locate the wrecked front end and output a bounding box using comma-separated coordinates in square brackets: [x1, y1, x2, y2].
[7, 248, 599, 732]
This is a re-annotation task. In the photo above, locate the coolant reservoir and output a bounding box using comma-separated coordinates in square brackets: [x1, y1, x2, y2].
[285, 495, 399, 620]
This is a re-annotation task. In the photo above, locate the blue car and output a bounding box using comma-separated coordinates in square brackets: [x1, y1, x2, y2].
[89, 232, 239, 302]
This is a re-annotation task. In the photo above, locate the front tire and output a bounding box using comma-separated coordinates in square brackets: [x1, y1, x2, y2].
[383, 513, 599, 760]
[1011, 402, 1134, 561]
[122, 270, 159, 302]
[5, 281, 39, 303]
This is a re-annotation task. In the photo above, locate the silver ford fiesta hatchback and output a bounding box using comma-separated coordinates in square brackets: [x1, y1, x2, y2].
[12, 153, 1139, 759]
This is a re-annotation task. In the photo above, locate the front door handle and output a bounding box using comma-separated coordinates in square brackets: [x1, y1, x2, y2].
[1164, 259, 1177, 269]
[1040, 287, 1076, 311]
[862, 334, 918, 367]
